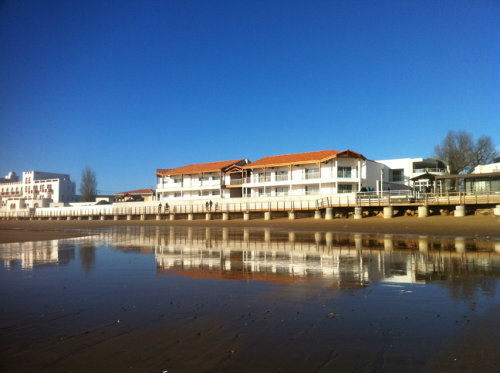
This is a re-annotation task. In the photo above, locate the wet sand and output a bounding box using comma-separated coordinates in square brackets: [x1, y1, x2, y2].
[0, 215, 499, 244]
[1, 274, 498, 373]
[1, 221, 499, 372]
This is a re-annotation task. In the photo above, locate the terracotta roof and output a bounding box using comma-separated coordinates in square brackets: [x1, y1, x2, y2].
[243, 149, 366, 169]
[243, 150, 339, 168]
[115, 188, 154, 196]
[157, 159, 246, 176]
[336, 149, 366, 160]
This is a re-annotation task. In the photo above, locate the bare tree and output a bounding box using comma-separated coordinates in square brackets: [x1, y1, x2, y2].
[434, 130, 498, 174]
[79, 166, 97, 202]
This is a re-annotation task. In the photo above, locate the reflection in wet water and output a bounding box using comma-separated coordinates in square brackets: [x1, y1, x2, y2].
[0, 226, 499, 372]
[1, 226, 499, 297]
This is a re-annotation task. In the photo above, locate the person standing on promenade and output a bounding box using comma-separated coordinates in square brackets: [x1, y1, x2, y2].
[158, 203, 162, 214]
[209, 200, 213, 211]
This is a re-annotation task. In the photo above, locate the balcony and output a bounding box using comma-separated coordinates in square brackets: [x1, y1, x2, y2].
[304, 172, 320, 180]
[275, 174, 289, 182]
[413, 168, 447, 175]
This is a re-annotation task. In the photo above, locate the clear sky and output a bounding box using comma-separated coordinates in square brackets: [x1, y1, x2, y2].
[1, 0, 499, 194]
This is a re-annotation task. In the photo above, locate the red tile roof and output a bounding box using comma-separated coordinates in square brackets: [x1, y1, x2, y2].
[243, 150, 338, 168]
[157, 159, 247, 176]
[243, 149, 366, 169]
[115, 188, 154, 196]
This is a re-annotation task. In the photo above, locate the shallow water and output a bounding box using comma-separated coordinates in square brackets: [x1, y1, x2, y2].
[1, 226, 499, 372]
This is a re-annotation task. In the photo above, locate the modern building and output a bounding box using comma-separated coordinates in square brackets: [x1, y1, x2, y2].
[156, 159, 250, 201]
[0, 171, 77, 210]
[435, 161, 500, 194]
[241, 149, 384, 197]
[375, 158, 449, 192]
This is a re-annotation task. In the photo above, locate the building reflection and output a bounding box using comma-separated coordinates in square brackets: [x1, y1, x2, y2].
[1, 226, 499, 298]
[152, 227, 500, 289]
[0, 240, 75, 269]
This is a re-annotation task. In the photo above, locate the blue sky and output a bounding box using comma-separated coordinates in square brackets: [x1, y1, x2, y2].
[1, 0, 499, 194]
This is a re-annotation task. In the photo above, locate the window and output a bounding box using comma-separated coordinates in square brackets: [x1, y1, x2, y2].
[305, 185, 319, 195]
[275, 187, 289, 196]
[389, 169, 404, 182]
[338, 184, 353, 193]
[201, 190, 210, 196]
[174, 192, 181, 198]
[212, 190, 220, 196]
[337, 167, 352, 178]
[276, 170, 288, 181]
[258, 188, 264, 196]
[173, 178, 181, 184]
[305, 168, 320, 179]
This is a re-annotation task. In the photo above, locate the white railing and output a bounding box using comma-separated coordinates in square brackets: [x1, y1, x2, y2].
[413, 168, 447, 174]
[1, 191, 499, 219]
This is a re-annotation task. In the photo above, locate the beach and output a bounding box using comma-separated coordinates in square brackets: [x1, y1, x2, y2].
[0, 215, 498, 244]
[1, 217, 499, 373]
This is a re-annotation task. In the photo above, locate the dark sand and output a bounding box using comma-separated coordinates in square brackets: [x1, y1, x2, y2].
[0, 215, 499, 244]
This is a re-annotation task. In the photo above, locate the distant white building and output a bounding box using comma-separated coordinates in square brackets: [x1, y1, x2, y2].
[0, 171, 77, 210]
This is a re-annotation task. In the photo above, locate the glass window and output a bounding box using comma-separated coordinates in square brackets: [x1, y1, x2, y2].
[275, 187, 289, 196]
[389, 169, 404, 182]
[338, 184, 353, 193]
[276, 170, 288, 181]
[305, 168, 319, 179]
[305, 185, 319, 195]
[337, 167, 352, 178]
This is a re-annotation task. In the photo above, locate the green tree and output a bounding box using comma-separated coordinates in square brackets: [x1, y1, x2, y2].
[434, 130, 498, 174]
[79, 166, 97, 202]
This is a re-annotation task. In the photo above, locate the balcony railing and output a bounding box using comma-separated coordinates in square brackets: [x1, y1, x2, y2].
[413, 168, 447, 174]
[305, 172, 320, 180]
[229, 178, 243, 185]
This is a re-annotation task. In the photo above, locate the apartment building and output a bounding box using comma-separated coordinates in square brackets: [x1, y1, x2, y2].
[376, 158, 448, 192]
[241, 149, 385, 197]
[0, 170, 77, 210]
[156, 159, 249, 201]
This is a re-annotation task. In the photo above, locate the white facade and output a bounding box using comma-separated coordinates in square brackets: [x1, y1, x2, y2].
[473, 162, 500, 174]
[158, 172, 225, 200]
[156, 160, 249, 201]
[376, 158, 448, 191]
[243, 158, 385, 197]
[0, 171, 77, 210]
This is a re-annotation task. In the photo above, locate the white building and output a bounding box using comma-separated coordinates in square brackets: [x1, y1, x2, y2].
[156, 159, 249, 201]
[376, 158, 448, 192]
[473, 161, 500, 174]
[0, 171, 77, 210]
[241, 149, 385, 197]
